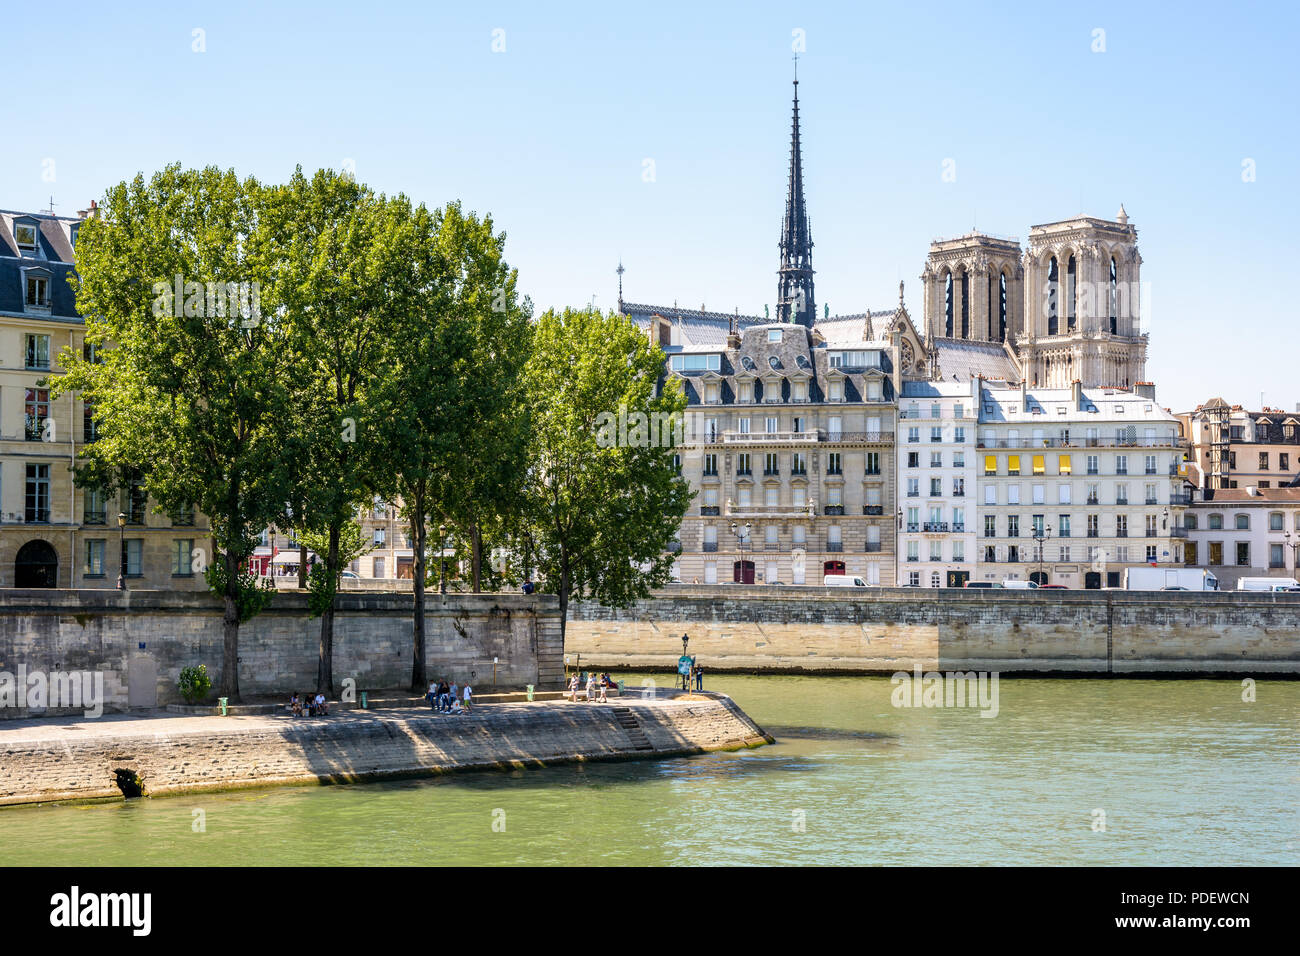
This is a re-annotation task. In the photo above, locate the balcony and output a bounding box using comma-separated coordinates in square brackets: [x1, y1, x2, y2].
[1087, 531, 1099, 538]
[923, 522, 949, 533]
[826, 542, 843, 553]
[906, 555, 919, 562]
[906, 523, 920, 533]
[702, 542, 718, 553]
[865, 543, 882, 553]
[1170, 527, 1189, 538]
[824, 505, 844, 516]
[953, 490, 966, 497]
[1116, 530, 1129, 538]
[1145, 498, 1158, 505]
[736, 469, 752, 477]
[977, 437, 1188, 450]
[1169, 494, 1192, 506]
[763, 469, 780, 477]
[952, 524, 965, 532]
[1086, 496, 1100, 505]
[790, 469, 807, 478]
[1145, 530, 1158, 538]
[1116, 498, 1129, 506]
[929, 556, 944, 562]
[863, 506, 884, 516]
[700, 506, 720, 516]
[723, 430, 819, 444]
[665, 541, 682, 554]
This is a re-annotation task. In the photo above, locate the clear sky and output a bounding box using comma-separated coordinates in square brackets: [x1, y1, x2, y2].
[6, 0, 1296, 413]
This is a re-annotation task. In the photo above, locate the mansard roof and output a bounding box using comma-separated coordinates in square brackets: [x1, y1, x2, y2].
[0, 209, 83, 321]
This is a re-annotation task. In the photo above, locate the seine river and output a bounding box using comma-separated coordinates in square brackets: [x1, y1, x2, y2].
[2, 676, 1296, 866]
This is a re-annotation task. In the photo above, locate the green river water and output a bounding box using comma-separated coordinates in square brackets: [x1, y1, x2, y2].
[1, 675, 1296, 866]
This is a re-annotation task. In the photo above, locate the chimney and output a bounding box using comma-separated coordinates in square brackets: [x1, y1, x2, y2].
[1071, 379, 1083, 410]
[1133, 381, 1156, 400]
[1247, 485, 1259, 496]
[1020, 379, 1028, 409]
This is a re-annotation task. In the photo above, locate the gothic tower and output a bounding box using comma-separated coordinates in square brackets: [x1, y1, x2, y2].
[775, 69, 815, 327]
[1019, 209, 1147, 388]
[920, 233, 1024, 345]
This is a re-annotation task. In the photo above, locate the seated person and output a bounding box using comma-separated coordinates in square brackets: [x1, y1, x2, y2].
[314, 693, 328, 716]
[289, 693, 301, 716]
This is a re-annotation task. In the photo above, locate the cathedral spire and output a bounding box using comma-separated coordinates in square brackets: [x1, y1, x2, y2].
[776, 62, 815, 327]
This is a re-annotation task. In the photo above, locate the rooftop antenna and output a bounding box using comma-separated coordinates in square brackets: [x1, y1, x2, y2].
[44, 194, 57, 216]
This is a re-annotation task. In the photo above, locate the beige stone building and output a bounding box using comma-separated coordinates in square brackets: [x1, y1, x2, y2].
[0, 207, 208, 590]
[1178, 398, 1300, 491]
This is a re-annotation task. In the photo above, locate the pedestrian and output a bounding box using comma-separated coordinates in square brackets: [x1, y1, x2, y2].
[598, 679, 608, 704]
[568, 674, 580, 703]
[462, 682, 473, 713]
[449, 680, 459, 713]
[695, 661, 704, 691]
[427, 680, 438, 710]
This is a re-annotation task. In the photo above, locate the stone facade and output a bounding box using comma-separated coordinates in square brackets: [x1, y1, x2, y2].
[0, 589, 564, 717]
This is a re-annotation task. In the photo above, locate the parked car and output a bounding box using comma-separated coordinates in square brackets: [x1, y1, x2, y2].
[964, 581, 1003, 589]
[341, 570, 360, 580]
[1002, 580, 1039, 589]
[1038, 584, 1069, 589]
[1237, 576, 1300, 592]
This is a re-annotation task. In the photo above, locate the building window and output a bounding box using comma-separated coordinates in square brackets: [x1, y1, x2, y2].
[172, 502, 195, 527]
[374, 557, 386, 577]
[865, 452, 880, 476]
[123, 539, 143, 577]
[827, 453, 842, 475]
[791, 453, 807, 476]
[1116, 455, 1128, 475]
[1208, 542, 1223, 565]
[908, 427, 920, 443]
[764, 452, 779, 475]
[737, 453, 751, 476]
[908, 452, 920, 468]
[25, 278, 51, 309]
[172, 539, 194, 576]
[1235, 514, 1249, 530]
[765, 486, 779, 507]
[1236, 542, 1251, 567]
[126, 477, 147, 524]
[952, 477, 965, 497]
[375, 528, 386, 545]
[1270, 512, 1284, 532]
[84, 488, 107, 525]
[1032, 454, 1045, 476]
[1008, 516, 1020, 538]
[1259, 452, 1269, 470]
[985, 515, 996, 538]
[25, 464, 50, 523]
[1184, 514, 1198, 531]
[930, 477, 942, 497]
[931, 451, 943, 468]
[1208, 513, 1223, 530]
[24, 388, 49, 441]
[703, 453, 718, 476]
[984, 455, 997, 476]
[1116, 515, 1128, 537]
[15, 222, 38, 251]
[1058, 515, 1071, 538]
[1270, 543, 1285, 568]
[85, 540, 105, 576]
[907, 478, 920, 497]
[1008, 455, 1020, 476]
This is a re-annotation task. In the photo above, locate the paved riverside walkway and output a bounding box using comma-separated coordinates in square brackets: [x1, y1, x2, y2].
[0, 691, 771, 807]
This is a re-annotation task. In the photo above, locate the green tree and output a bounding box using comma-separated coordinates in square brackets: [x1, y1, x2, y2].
[522, 307, 691, 649]
[371, 201, 531, 690]
[268, 168, 401, 694]
[297, 518, 374, 617]
[54, 164, 290, 702]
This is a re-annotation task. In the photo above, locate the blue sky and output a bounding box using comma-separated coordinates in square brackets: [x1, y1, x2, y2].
[6, 0, 1297, 413]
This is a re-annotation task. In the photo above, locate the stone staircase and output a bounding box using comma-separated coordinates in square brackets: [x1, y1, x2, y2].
[612, 707, 654, 751]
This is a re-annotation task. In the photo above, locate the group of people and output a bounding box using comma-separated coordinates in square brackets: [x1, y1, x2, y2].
[426, 679, 472, 714]
[288, 692, 329, 717]
[568, 671, 615, 703]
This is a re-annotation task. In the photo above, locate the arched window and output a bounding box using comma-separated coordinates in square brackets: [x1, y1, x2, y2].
[1109, 256, 1119, 334]
[960, 271, 969, 338]
[999, 272, 1008, 341]
[1066, 255, 1077, 331]
[1046, 257, 1059, 336]
[1235, 514, 1250, 530]
[944, 272, 953, 337]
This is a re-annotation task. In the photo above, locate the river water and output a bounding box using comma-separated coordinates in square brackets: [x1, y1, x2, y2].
[2, 675, 1296, 866]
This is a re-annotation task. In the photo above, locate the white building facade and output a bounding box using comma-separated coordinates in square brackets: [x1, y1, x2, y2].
[974, 381, 1190, 588]
[897, 380, 979, 587]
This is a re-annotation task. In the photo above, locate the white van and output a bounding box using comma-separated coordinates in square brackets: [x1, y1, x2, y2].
[1001, 580, 1039, 589]
[1237, 576, 1300, 592]
[824, 574, 868, 588]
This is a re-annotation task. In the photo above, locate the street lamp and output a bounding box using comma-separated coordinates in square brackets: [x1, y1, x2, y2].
[680, 633, 690, 691]
[1284, 532, 1300, 573]
[730, 521, 751, 582]
[438, 523, 447, 596]
[116, 512, 127, 590]
[1032, 521, 1053, 586]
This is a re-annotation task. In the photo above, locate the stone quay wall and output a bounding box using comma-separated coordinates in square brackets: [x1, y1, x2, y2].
[0, 694, 771, 806]
[0, 589, 564, 718]
[567, 585, 1300, 676]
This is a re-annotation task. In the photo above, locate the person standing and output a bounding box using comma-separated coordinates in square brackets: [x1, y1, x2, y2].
[695, 662, 704, 691]
[462, 682, 473, 713]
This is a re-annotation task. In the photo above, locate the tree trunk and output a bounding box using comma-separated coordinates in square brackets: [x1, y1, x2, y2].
[557, 560, 570, 660]
[221, 548, 241, 703]
[297, 542, 308, 589]
[317, 521, 340, 696]
[471, 522, 482, 592]
[410, 486, 428, 692]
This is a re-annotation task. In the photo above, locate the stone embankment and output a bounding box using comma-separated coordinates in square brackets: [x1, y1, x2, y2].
[0, 692, 771, 807]
[568, 585, 1300, 676]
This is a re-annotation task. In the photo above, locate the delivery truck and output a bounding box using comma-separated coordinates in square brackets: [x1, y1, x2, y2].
[1123, 567, 1220, 591]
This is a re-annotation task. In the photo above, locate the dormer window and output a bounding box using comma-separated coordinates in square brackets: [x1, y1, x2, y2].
[768, 356, 782, 370]
[828, 380, 843, 402]
[15, 223, 38, 253]
[26, 274, 51, 308]
[767, 329, 782, 343]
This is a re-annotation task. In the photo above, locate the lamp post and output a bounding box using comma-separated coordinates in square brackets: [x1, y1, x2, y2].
[680, 633, 690, 691]
[1032, 522, 1053, 586]
[730, 520, 751, 582]
[438, 523, 447, 596]
[1284, 532, 1300, 574]
[116, 512, 126, 590]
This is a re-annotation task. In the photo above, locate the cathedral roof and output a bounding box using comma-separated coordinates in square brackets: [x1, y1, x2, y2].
[929, 337, 1020, 383]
